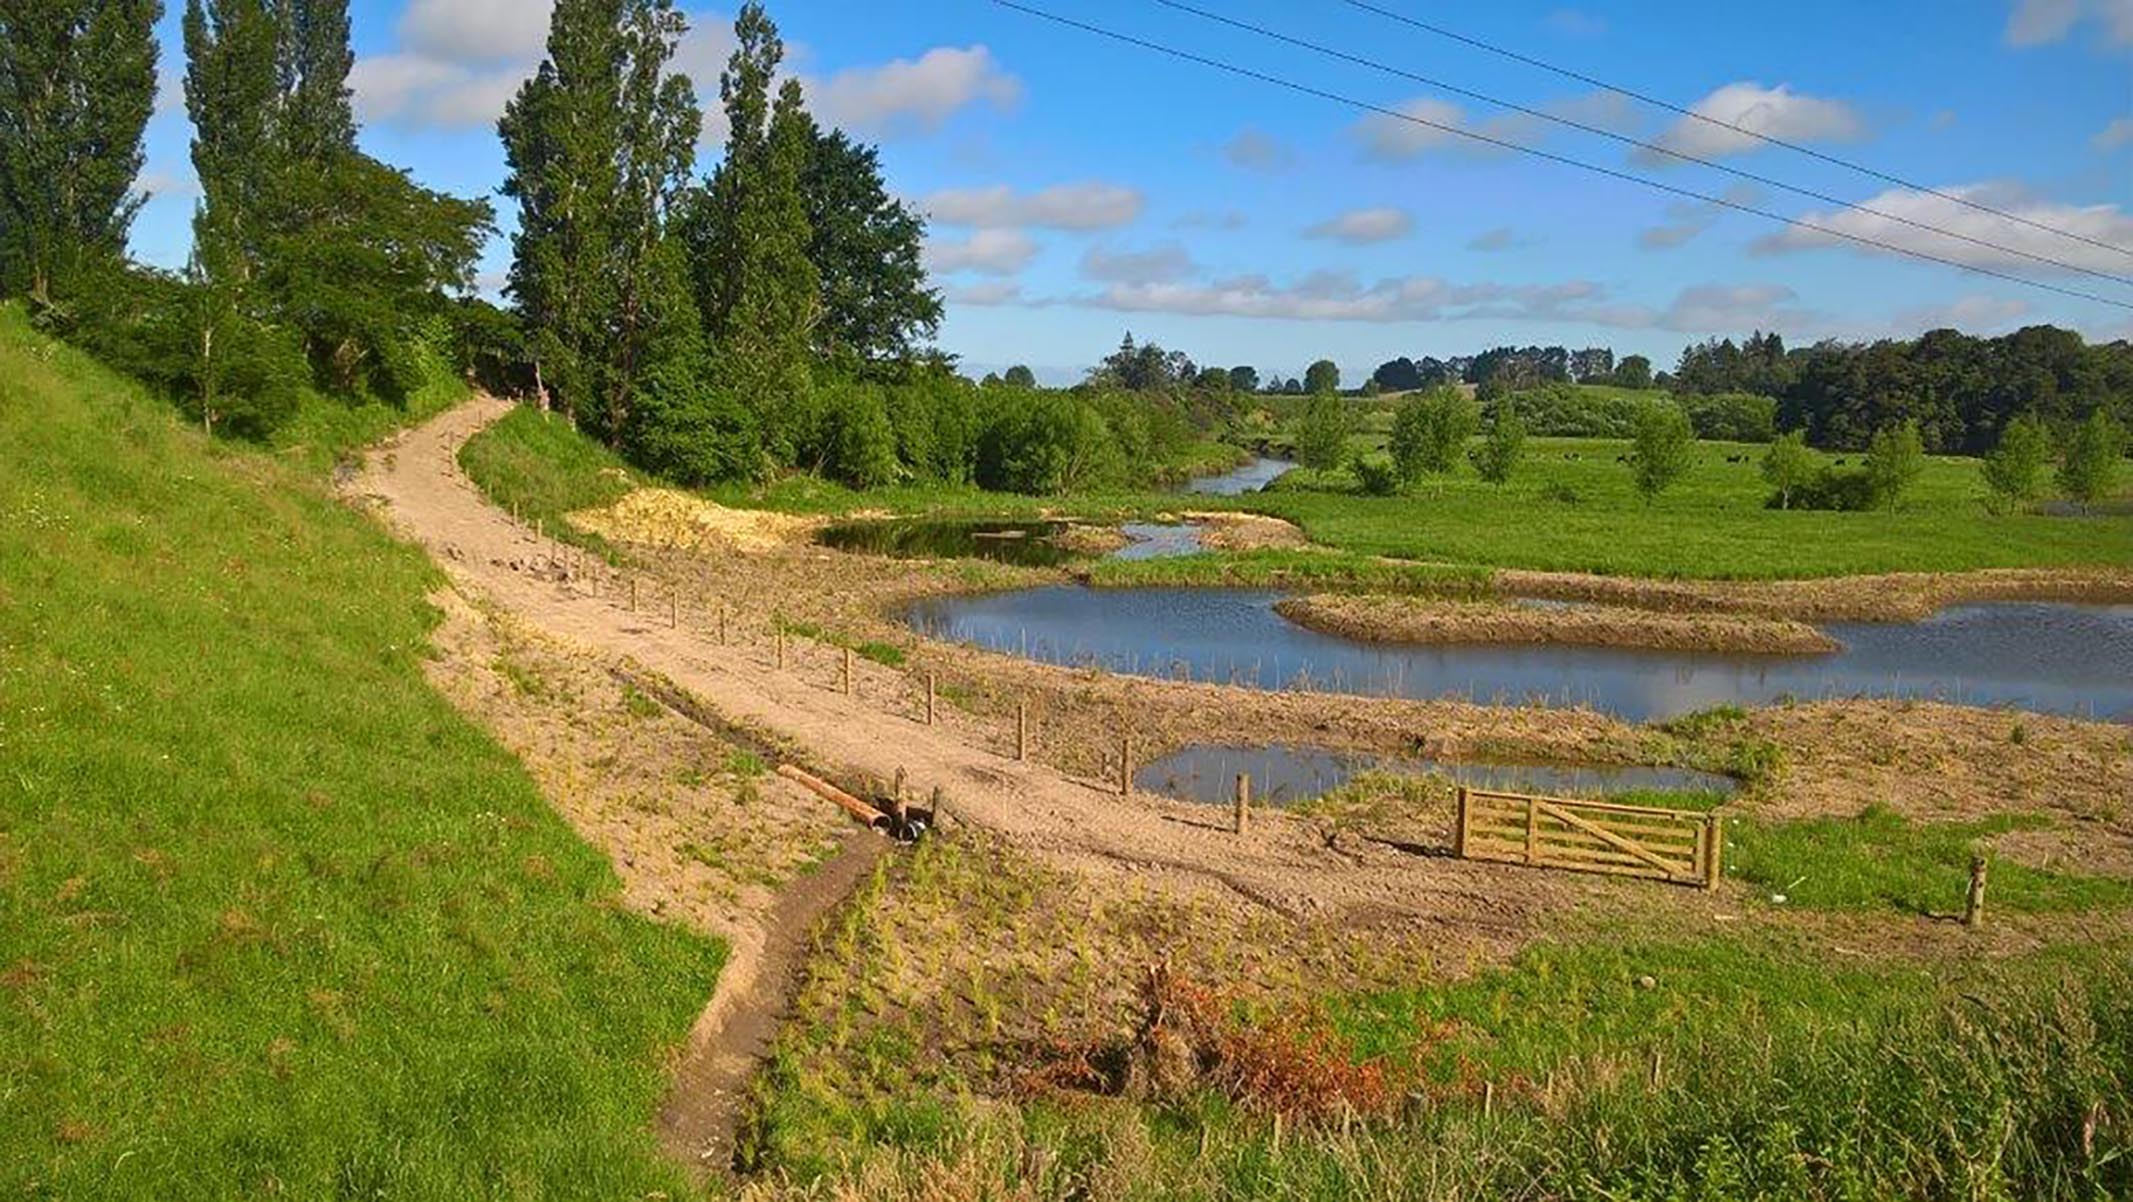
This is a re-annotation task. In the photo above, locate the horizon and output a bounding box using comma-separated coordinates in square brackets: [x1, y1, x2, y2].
[126, 0, 2133, 383]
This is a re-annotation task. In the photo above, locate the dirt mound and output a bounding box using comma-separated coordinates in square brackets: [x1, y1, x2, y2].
[1277, 594, 1840, 654]
[1185, 511, 1309, 551]
[571, 488, 818, 554]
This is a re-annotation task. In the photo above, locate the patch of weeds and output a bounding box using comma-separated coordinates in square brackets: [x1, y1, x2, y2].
[1729, 804, 2133, 915]
[856, 640, 906, 668]
[620, 684, 662, 720]
[494, 656, 547, 698]
[1662, 704, 1749, 740]
[725, 749, 766, 779]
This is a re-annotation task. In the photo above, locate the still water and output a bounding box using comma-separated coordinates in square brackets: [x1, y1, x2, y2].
[1183, 456, 1295, 496]
[1136, 743, 1737, 806]
[906, 586, 2133, 723]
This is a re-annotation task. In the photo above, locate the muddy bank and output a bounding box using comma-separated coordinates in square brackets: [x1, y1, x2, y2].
[1499, 565, 2133, 623]
[1277, 593, 1840, 654]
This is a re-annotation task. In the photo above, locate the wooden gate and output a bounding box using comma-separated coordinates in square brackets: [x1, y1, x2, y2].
[1454, 788, 1722, 889]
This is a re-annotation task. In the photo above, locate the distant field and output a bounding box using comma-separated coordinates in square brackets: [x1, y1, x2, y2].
[1256, 436, 2133, 580]
[0, 310, 722, 1197]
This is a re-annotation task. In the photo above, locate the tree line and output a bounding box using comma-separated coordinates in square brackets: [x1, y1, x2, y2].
[1670, 327, 2133, 455]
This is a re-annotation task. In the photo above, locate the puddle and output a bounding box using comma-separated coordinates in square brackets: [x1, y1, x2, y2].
[816, 519, 1081, 567]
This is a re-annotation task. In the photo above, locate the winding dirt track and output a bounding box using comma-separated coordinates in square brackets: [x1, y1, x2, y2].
[356, 396, 1565, 923]
[350, 396, 1618, 1166]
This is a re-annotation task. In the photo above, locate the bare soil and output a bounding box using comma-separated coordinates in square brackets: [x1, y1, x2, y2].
[1498, 564, 2133, 622]
[1276, 593, 1840, 654]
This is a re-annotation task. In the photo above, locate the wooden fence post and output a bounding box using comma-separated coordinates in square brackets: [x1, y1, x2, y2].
[1964, 854, 1989, 927]
[1234, 772, 1251, 835]
[629, 577, 638, 612]
[1016, 699, 1029, 762]
[775, 629, 786, 670]
[1119, 734, 1134, 798]
[1702, 814, 1724, 890]
[718, 604, 729, 645]
[1454, 787, 1470, 858]
[842, 647, 854, 696]
[669, 592, 678, 628]
[891, 767, 908, 826]
[925, 672, 937, 725]
[1525, 795, 1539, 866]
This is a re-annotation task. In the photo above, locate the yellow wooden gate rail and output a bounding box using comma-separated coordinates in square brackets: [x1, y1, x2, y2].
[1454, 787, 1722, 889]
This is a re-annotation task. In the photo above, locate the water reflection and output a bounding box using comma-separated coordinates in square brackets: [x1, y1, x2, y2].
[906, 586, 2133, 723]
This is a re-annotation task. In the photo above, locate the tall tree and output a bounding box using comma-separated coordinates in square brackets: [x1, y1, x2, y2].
[501, 0, 699, 439]
[1863, 419, 1924, 511]
[0, 0, 160, 305]
[799, 120, 939, 366]
[2058, 409, 2126, 509]
[684, 2, 816, 462]
[1628, 401, 1695, 503]
[1760, 430, 1815, 510]
[1980, 414, 2049, 514]
[1304, 358, 1340, 395]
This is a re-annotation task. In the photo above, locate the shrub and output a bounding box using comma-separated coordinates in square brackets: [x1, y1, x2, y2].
[1628, 401, 1696, 502]
[1352, 453, 1401, 496]
[1680, 391, 1777, 442]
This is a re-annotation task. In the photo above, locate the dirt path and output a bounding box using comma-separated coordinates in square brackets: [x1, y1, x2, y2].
[345, 397, 1703, 1166]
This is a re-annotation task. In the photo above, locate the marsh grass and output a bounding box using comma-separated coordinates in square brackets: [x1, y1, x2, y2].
[0, 309, 722, 1197]
[1086, 550, 1493, 594]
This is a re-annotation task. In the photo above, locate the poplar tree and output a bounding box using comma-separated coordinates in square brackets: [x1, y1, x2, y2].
[684, 2, 818, 464]
[0, 0, 161, 305]
[502, 0, 698, 441]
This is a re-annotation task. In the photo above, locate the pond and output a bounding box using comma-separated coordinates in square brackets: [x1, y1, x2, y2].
[904, 587, 2133, 723]
[1182, 456, 1295, 496]
[1136, 744, 1737, 807]
[816, 519, 1080, 567]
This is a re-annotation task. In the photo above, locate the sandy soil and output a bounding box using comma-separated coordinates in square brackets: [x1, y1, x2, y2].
[570, 486, 821, 553]
[1186, 511, 1310, 551]
[1276, 593, 1841, 654]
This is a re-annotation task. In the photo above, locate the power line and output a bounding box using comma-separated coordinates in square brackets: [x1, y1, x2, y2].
[1154, 0, 2133, 291]
[1340, 0, 2133, 263]
[987, 0, 2133, 313]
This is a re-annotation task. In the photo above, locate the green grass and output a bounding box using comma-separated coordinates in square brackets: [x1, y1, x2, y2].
[1085, 549, 1494, 593]
[749, 828, 2133, 1200]
[457, 403, 639, 558]
[1729, 804, 2133, 914]
[1256, 436, 2133, 579]
[0, 307, 723, 1197]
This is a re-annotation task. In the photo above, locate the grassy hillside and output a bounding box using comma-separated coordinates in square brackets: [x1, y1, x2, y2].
[0, 307, 723, 1197]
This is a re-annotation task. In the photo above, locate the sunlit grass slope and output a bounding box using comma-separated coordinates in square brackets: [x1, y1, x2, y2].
[0, 306, 722, 1198]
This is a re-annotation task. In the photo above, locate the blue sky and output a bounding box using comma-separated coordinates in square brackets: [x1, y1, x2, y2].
[132, 0, 2133, 384]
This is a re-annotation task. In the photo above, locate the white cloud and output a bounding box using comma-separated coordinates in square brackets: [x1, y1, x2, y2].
[1174, 210, 1248, 231]
[1223, 127, 1294, 172]
[804, 46, 1020, 138]
[351, 52, 530, 130]
[1753, 182, 2133, 275]
[400, 0, 552, 65]
[1081, 243, 1197, 285]
[1467, 227, 1539, 252]
[943, 280, 1027, 307]
[1353, 91, 1629, 161]
[1635, 183, 1765, 250]
[1890, 295, 2032, 333]
[2095, 116, 2133, 150]
[1634, 83, 1864, 166]
[921, 182, 1145, 230]
[1304, 207, 1414, 245]
[924, 229, 1038, 275]
[354, 7, 1006, 144]
[1081, 271, 1602, 323]
[2005, 0, 2133, 46]
[1353, 97, 1530, 160]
